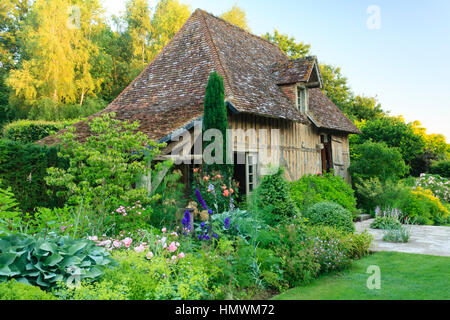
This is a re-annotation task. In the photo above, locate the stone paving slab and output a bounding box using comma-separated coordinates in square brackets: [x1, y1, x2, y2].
[355, 219, 450, 257]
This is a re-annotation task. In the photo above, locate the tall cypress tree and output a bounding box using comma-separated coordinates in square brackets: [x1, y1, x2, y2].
[202, 71, 231, 176]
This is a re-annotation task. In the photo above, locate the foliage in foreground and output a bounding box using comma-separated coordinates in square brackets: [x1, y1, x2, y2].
[0, 233, 115, 289]
[0, 279, 57, 300]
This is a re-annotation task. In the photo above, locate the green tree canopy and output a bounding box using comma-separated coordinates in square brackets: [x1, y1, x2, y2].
[262, 29, 310, 59]
[220, 4, 250, 31]
[346, 95, 385, 122]
[350, 140, 409, 182]
[355, 116, 426, 166]
[150, 0, 190, 60]
[319, 63, 352, 111]
[125, 0, 152, 73]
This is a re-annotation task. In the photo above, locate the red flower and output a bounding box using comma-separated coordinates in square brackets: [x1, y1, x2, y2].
[223, 189, 229, 197]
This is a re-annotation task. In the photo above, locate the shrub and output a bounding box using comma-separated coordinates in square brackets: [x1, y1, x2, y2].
[0, 233, 115, 289]
[290, 172, 357, 214]
[415, 173, 449, 203]
[370, 207, 403, 229]
[26, 97, 107, 121]
[430, 160, 450, 178]
[354, 178, 410, 214]
[304, 201, 355, 233]
[305, 226, 352, 272]
[350, 140, 409, 182]
[344, 231, 373, 260]
[0, 139, 68, 212]
[150, 169, 185, 228]
[272, 222, 371, 288]
[44, 113, 169, 235]
[272, 221, 320, 287]
[0, 280, 57, 300]
[251, 166, 300, 225]
[98, 251, 214, 300]
[397, 187, 449, 225]
[211, 209, 266, 244]
[0, 184, 22, 233]
[53, 280, 128, 300]
[2, 119, 78, 143]
[371, 217, 402, 230]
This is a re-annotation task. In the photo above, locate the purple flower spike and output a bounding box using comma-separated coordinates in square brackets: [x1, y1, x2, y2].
[182, 210, 191, 230]
[195, 188, 208, 210]
[224, 217, 230, 229]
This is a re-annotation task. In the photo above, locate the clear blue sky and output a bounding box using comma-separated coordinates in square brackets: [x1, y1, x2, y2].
[103, 0, 450, 140]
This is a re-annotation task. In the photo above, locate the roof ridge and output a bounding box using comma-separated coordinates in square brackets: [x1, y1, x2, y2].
[197, 9, 236, 101]
[194, 8, 289, 60]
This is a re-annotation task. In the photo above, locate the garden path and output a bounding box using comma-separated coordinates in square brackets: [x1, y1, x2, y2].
[355, 219, 450, 257]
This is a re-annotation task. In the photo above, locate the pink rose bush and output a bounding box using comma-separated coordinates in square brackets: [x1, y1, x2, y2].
[87, 227, 186, 262]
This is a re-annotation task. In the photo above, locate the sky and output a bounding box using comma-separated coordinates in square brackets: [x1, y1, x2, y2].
[102, 0, 450, 140]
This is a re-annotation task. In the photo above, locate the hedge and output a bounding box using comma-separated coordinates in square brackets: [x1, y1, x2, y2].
[430, 160, 450, 178]
[2, 119, 78, 144]
[290, 172, 357, 214]
[0, 139, 68, 212]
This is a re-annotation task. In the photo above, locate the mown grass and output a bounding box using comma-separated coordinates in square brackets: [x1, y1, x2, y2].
[273, 251, 450, 300]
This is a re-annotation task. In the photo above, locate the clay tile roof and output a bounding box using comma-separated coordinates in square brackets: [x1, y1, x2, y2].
[308, 88, 361, 134]
[39, 9, 358, 145]
[270, 56, 317, 85]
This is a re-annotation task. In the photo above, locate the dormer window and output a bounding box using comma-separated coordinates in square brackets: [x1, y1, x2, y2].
[297, 86, 308, 113]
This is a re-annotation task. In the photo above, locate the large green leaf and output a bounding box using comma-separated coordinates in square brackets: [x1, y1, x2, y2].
[44, 253, 64, 267]
[0, 265, 12, 276]
[0, 252, 17, 267]
[0, 233, 115, 289]
[38, 241, 57, 253]
[60, 255, 82, 268]
[36, 274, 50, 287]
[84, 266, 102, 279]
[67, 242, 87, 255]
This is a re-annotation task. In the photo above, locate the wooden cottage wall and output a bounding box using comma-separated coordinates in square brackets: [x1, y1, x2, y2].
[331, 134, 351, 184]
[228, 112, 322, 181]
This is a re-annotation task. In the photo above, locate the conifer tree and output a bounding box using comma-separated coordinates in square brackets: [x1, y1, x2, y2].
[202, 71, 231, 177]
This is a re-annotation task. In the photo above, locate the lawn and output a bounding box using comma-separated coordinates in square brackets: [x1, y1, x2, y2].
[273, 251, 450, 300]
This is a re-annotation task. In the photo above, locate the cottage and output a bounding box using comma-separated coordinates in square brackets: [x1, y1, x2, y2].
[42, 9, 360, 196]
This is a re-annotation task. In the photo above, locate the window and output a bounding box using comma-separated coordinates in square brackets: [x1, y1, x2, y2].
[246, 153, 258, 194]
[297, 86, 307, 113]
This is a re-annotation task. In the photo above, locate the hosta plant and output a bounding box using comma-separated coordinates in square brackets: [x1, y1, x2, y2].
[0, 233, 115, 289]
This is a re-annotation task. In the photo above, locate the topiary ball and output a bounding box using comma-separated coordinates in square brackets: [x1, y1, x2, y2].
[304, 201, 355, 233]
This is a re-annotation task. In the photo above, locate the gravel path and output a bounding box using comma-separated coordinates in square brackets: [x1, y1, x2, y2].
[355, 219, 450, 257]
